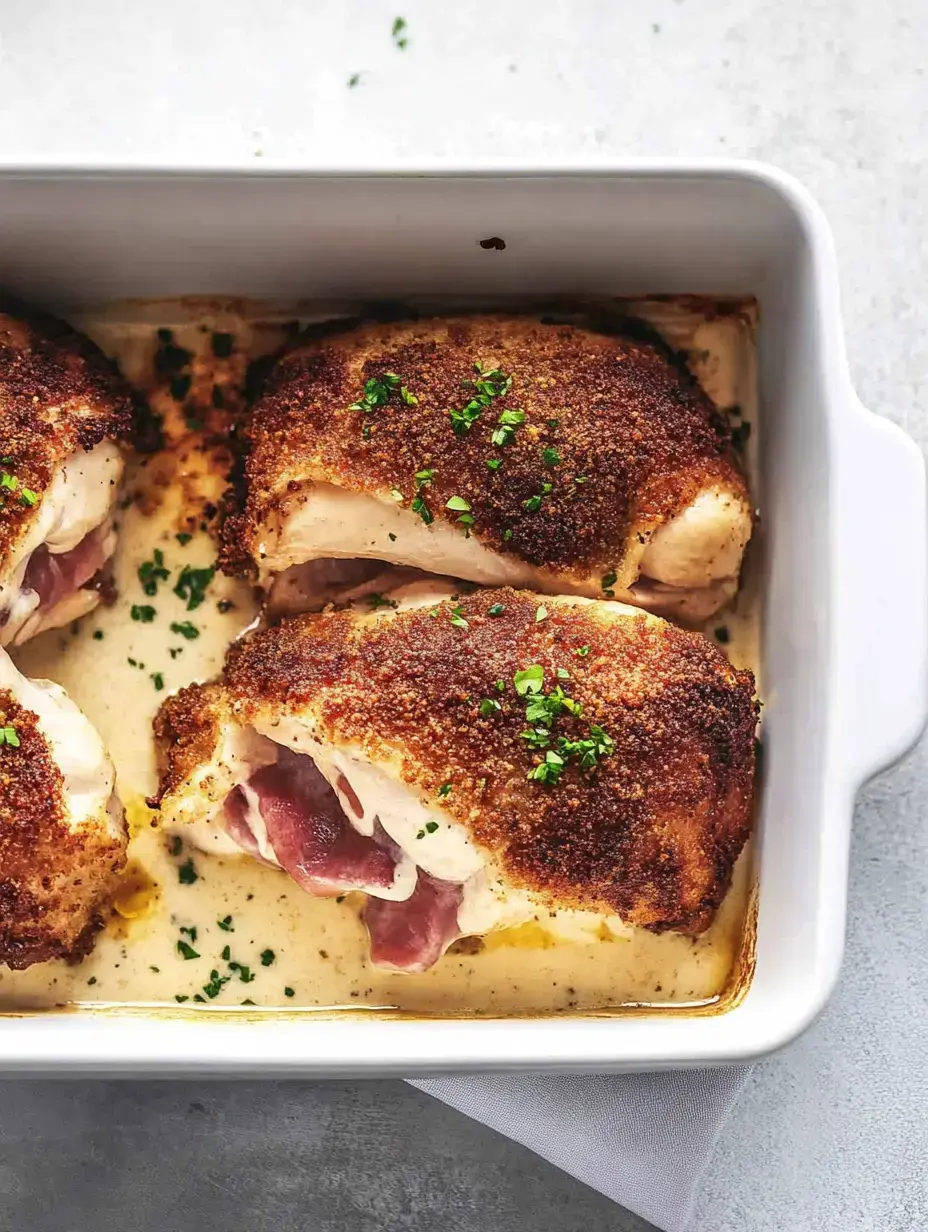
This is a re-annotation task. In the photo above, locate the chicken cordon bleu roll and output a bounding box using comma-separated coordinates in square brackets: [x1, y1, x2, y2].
[0, 302, 131, 646]
[0, 649, 126, 970]
[154, 585, 757, 973]
[222, 315, 753, 621]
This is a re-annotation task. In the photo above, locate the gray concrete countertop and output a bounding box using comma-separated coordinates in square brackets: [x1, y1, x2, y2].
[0, 2, 925, 1229]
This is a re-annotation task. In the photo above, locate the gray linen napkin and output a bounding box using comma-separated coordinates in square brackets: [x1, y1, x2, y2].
[410, 1068, 749, 1231]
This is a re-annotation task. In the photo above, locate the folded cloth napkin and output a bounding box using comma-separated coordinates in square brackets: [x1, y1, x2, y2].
[410, 1067, 749, 1232]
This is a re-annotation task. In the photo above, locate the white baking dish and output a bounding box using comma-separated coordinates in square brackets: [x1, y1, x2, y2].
[0, 161, 924, 1074]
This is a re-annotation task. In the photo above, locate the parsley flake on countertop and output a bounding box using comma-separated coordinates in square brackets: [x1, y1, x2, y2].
[601, 570, 617, 597]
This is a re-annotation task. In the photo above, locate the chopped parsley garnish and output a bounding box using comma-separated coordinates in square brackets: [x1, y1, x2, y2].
[513, 665, 544, 696]
[151, 672, 165, 691]
[487, 603, 505, 616]
[170, 374, 192, 402]
[556, 667, 571, 679]
[438, 782, 452, 797]
[542, 447, 561, 466]
[0, 726, 20, 748]
[491, 408, 526, 448]
[449, 604, 469, 630]
[168, 648, 183, 660]
[574, 475, 588, 485]
[512, 666, 615, 786]
[154, 339, 191, 375]
[138, 549, 170, 596]
[479, 697, 501, 718]
[546, 417, 559, 428]
[178, 859, 198, 885]
[131, 604, 156, 623]
[348, 72, 361, 88]
[228, 961, 255, 984]
[368, 593, 398, 610]
[176, 532, 192, 546]
[211, 332, 235, 358]
[601, 570, 617, 598]
[487, 458, 503, 471]
[20, 486, 38, 506]
[260, 949, 276, 967]
[220, 945, 231, 961]
[170, 620, 200, 639]
[349, 373, 407, 435]
[425, 821, 439, 834]
[179, 925, 197, 942]
[714, 625, 731, 644]
[202, 970, 231, 999]
[217, 915, 234, 931]
[175, 994, 190, 1003]
[410, 468, 435, 525]
[575, 645, 591, 657]
[503, 529, 513, 542]
[392, 15, 408, 47]
[176, 940, 199, 960]
[446, 495, 471, 512]
[400, 386, 418, 405]
[0, 468, 39, 507]
[494, 679, 506, 692]
[390, 487, 403, 502]
[92, 630, 104, 641]
[535, 604, 548, 622]
[284, 987, 295, 997]
[449, 362, 512, 435]
[174, 563, 215, 611]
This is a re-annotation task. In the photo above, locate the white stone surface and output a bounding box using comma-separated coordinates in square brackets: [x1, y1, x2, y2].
[0, 2, 925, 1230]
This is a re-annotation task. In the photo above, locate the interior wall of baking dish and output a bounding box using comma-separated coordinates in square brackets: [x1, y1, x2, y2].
[0, 169, 839, 1064]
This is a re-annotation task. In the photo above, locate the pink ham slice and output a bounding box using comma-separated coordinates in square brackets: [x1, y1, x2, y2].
[226, 746, 402, 897]
[222, 745, 467, 972]
[363, 874, 464, 973]
[22, 522, 111, 614]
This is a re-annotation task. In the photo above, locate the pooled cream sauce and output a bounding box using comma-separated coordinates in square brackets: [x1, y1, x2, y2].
[0, 297, 760, 1017]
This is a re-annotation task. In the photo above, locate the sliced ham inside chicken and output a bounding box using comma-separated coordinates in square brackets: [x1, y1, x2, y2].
[222, 315, 752, 621]
[154, 584, 757, 973]
[0, 302, 130, 646]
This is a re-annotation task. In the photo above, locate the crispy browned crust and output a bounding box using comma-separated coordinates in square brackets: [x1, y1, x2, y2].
[156, 590, 757, 933]
[152, 681, 226, 804]
[0, 688, 125, 969]
[0, 299, 133, 578]
[221, 314, 746, 581]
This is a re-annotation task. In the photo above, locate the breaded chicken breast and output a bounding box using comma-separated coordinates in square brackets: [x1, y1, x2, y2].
[0, 301, 131, 646]
[0, 649, 126, 970]
[222, 315, 752, 621]
[155, 584, 757, 972]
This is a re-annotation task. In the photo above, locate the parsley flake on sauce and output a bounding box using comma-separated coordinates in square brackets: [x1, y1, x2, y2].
[218, 915, 234, 932]
[176, 940, 200, 961]
[170, 620, 200, 639]
[260, 949, 276, 967]
[178, 859, 198, 885]
[131, 604, 156, 623]
[138, 549, 170, 596]
[174, 564, 215, 611]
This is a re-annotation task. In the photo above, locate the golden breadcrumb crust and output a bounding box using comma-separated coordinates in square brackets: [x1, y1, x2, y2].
[221, 315, 746, 584]
[0, 299, 132, 579]
[156, 590, 756, 934]
[0, 688, 125, 969]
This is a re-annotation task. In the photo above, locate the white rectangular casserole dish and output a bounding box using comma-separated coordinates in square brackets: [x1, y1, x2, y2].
[0, 161, 924, 1074]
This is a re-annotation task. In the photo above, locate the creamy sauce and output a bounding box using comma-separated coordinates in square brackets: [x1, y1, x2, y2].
[0, 297, 760, 1017]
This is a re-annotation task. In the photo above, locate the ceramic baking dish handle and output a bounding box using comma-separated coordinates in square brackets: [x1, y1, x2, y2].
[837, 401, 928, 784]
